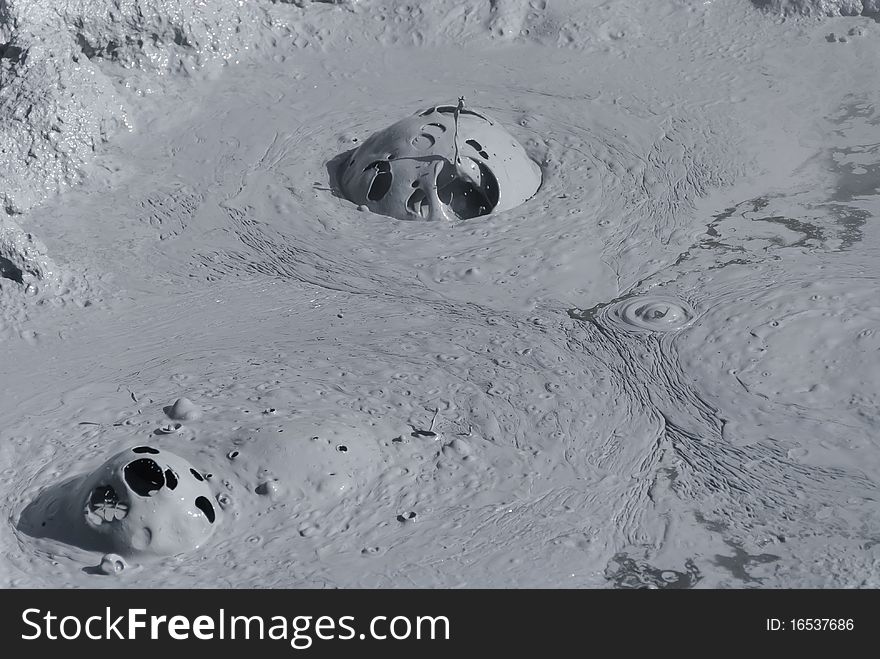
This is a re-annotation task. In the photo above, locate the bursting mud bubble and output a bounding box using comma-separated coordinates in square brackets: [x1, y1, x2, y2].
[2, 0, 880, 588]
[337, 101, 542, 221]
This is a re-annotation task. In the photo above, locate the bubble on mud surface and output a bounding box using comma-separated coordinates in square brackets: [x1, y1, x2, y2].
[98, 553, 127, 575]
[604, 295, 695, 333]
[165, 397, 202, 421]
[19, 446, 219, 557]
[337, 100, 541, 221]
[156, 422, 183, 435]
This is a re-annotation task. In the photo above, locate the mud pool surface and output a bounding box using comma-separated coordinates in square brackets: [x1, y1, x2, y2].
[2, 0, 880, 588]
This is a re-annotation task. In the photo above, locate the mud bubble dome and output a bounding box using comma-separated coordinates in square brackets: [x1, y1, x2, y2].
[338, 99, 542, 221]
[22, 446, 219, 557]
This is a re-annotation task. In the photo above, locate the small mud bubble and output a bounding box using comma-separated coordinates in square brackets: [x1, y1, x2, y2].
[98, 553, 127, 575]
[165, 397, 202, 421]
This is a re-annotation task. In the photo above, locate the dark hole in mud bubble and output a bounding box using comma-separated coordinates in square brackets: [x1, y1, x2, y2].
[190, 468, 204, 482]
[465, 139, 490, 159]
[90, 485, 119, 510]
[366, 160, 393, 201]
[194, 496, 215, 523]
[88, 485, 128, 522]
[132, 446, 160, 454]
[165, 469, 178, 490]
[124, 459, 165, 496]
[406, 188, 428, 217]
[436, 160, 499, 220]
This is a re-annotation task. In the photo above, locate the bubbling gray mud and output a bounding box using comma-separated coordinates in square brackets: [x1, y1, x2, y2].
[3, 0, 880, 588]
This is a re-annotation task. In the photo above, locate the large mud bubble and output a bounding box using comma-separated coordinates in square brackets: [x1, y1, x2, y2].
[18, 446, 219, 557]
[336, 102, 542, 221]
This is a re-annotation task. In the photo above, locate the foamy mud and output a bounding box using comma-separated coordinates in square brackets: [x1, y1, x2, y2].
[1, 0, 879, 587]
